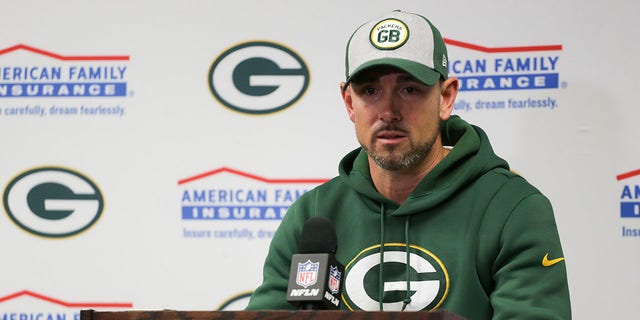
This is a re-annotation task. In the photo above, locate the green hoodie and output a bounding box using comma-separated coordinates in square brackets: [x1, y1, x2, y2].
[246, 115, 571, 319]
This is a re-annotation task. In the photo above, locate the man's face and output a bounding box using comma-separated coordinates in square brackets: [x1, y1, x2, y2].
[341, 66, 452, 171]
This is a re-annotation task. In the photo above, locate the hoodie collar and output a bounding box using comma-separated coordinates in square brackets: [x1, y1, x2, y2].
[339, 115, 509, 216]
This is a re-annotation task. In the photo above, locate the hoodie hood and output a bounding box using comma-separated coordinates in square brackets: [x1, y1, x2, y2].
[338, 115, 509, 216]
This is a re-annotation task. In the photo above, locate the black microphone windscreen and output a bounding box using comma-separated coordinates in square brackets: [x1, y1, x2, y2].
[298, 217, 337, 254]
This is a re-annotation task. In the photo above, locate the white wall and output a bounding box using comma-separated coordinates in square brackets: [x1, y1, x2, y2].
[1, 0, 638, 318]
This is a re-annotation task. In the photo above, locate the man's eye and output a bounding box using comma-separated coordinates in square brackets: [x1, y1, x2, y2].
[403, 87, 419, 94]
[365, 87, 377, 95]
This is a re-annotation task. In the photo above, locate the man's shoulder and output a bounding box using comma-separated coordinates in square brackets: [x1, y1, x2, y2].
[289, 176, 349, 206]
[311, 175, 350, 195]
[480, 167, 543, 195]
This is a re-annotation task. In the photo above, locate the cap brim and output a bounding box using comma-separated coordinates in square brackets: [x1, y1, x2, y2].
[344, 58, 442, 90]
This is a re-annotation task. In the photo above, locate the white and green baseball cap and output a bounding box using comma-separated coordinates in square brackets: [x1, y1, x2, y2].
[344, 10, 448, 88]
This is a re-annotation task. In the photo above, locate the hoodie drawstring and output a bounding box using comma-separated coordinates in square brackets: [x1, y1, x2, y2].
[401, 215, 412, 311]
[380, 204, 413, 311]
[379, 203, 385, 311]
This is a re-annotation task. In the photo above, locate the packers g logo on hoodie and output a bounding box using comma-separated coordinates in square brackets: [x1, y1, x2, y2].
[342, 244, 449, 311]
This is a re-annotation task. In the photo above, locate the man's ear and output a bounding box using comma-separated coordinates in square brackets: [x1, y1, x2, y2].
[439, 77, 459, 121]
[340, 82, 356, 123]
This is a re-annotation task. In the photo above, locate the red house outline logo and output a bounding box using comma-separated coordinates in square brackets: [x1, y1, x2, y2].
[0, 44, 129, 61]
[178, 167, 328, 185]
[0, 290, 132, 308]
[443, 38, 562, 53]
[616, 169, 640, 181]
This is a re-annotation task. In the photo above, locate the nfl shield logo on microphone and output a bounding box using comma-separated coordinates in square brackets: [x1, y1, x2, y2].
[328, 265, 341, 294]
[296, 260, 319, 288]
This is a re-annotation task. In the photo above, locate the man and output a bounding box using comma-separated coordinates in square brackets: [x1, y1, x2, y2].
[246, 10, 571, 319]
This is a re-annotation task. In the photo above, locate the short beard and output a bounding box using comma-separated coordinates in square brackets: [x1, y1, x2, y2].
[364, 140, 435, 171]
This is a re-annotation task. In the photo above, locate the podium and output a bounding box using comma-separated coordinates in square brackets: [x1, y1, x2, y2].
[80, 309, 465, 320]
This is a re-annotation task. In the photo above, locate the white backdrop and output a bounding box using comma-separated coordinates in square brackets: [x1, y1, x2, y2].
[1, 0, 639, 319]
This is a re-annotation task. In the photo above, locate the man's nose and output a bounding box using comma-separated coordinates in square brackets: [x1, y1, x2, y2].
[378, 94, 402, 122]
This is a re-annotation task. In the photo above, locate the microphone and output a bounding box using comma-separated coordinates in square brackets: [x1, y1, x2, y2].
[286, 217, 344, 310]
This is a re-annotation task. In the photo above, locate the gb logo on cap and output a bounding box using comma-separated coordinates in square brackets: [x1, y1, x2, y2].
[370, 19, 409, 50]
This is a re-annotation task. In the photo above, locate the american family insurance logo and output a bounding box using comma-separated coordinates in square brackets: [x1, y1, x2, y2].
[617, 169, 640, 237]
[0, 44, 130, 117]
[0, 44, 129, 98]
[446, 38, 562, 92]
[179, 167, 326, 221]
[446, 37, 563, 112]
[0, 290, 132, 318]
[178, 167, 327, 240]
[208, 41, 310, 115]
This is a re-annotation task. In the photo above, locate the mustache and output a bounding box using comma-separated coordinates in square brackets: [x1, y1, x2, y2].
[373, 124, 409, 135]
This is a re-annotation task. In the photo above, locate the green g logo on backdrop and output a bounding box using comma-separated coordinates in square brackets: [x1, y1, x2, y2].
[3, 166, 104, 238]
[208, 41, 310, 115]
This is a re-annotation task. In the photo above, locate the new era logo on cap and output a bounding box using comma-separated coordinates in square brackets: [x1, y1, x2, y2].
[345, 10, 449, 88]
